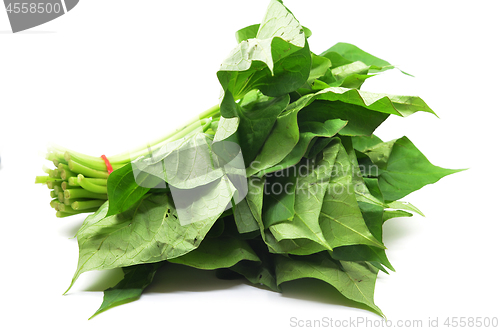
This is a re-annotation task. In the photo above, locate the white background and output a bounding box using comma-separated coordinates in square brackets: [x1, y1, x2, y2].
[1, 1, 499, 330]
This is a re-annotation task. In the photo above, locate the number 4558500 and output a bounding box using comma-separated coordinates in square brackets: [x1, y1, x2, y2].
[6, 2, 62, 14]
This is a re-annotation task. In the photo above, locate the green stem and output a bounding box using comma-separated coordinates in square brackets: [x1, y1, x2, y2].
[47, 143, 121, 172]
[69, 176, 107, 187]
[64, 198, 78, 206]
[35, 175, 64, 184]
[61, 169, 78, 180]
[61, 181, 79, 191]
[77, 174, 108, 194]
[35, 176, 50, 184]
[50, 199, 60, 209]
[41, 103, 221, 197]
[68, 160, 109, 179]
[197, 104, 221, 121]
[108, 104, 220, 164]
[47, 181, 62, 190]
[64, 188, 108, 200]
[55, 211, 74, 218]
[86, 178, 107, 186]
[72, 199, 106, 210]
[68, 177, 80, 187]
[57, 203, 72, 212]
[108, 119, 205, 163]
[56, 208, 99, 218]
[42, 165, 52, 174]
[64, 151, 127, 172]
[46, 151, 66, 163]
[53, 185, 63, 195]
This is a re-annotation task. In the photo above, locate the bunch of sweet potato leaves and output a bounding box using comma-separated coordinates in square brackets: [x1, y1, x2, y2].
[40, 0, 462, 319]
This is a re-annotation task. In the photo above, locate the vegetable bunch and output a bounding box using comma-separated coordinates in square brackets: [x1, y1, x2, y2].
[36, 0, 461, 318]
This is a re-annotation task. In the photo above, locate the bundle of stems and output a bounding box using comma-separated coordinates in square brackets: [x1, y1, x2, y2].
[35, 105, 220, 217]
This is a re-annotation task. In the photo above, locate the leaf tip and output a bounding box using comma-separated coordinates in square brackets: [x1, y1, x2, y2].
[88, 308, 103, 320]
[63, 275, 79, 295]
[400, 69, 414, 78]
[374, 239, 387, 250]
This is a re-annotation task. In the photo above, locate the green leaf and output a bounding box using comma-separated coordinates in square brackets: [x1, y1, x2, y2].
[269, 237, 330, 256]
[321, 51, 353, 69]
[262, 172, 297, 228]
[358, 136, 463, 203]
[354, 202, 395, 272]
[257, 119, 347, 177]
[319, 141, 386, 250]
[233, 198, 260, 234]
[206, 217, 226, 238]
[321, 42, 410, 76]
[275, 253, 384, 316]
[260, 119, 347, 227]
[245, 176, 267, 230]
[307, 53, 332, 84]
[313, 87, 437, 117]
[352, 135, 384, 152]
[336, 73, 374, 89]
[358, 202, 385, 246]
[322, 139, 401, 273]
[217, 0, 310, 112]
[330, 245, 393, 274]
[387, 200, 424, 217]
[169, 236, 260, 269]
[89, 262, 162, 319]
[235, 23, 259, 43]
[229, 239, 280, 292]
[321, 42, 390, 68]
[246, 100, 301, 176]
[236, 91, 290, 165]
[341, 137, 386, 208]
[258, 40, 311, 98]
[305, 136, 336, 160]
[246, 176, 327, 256]
[66, 194, 221, 292]
[129, 131, 245, 225]
[230, 259, 279, 292]
[268, 139, 342, 250]
[376, 136, 464, 201]
[325, 61, 373, 89]
[213, 116, 239, 142]
[244, 176, 276, 246]
[248, 84, 435, 177]
[358, 138, 397, 169]
[383, 210, 413, 222]
[106, 163, 151, 217]
[363, 178, 384, 203]
[297, 101, 389, 137]
[168, 175, 238, 226]
[282, 86, 436, 124]
[302, 26, 312, 38]
[132, 133, 224, 190]
[247, 102, 345, 178]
